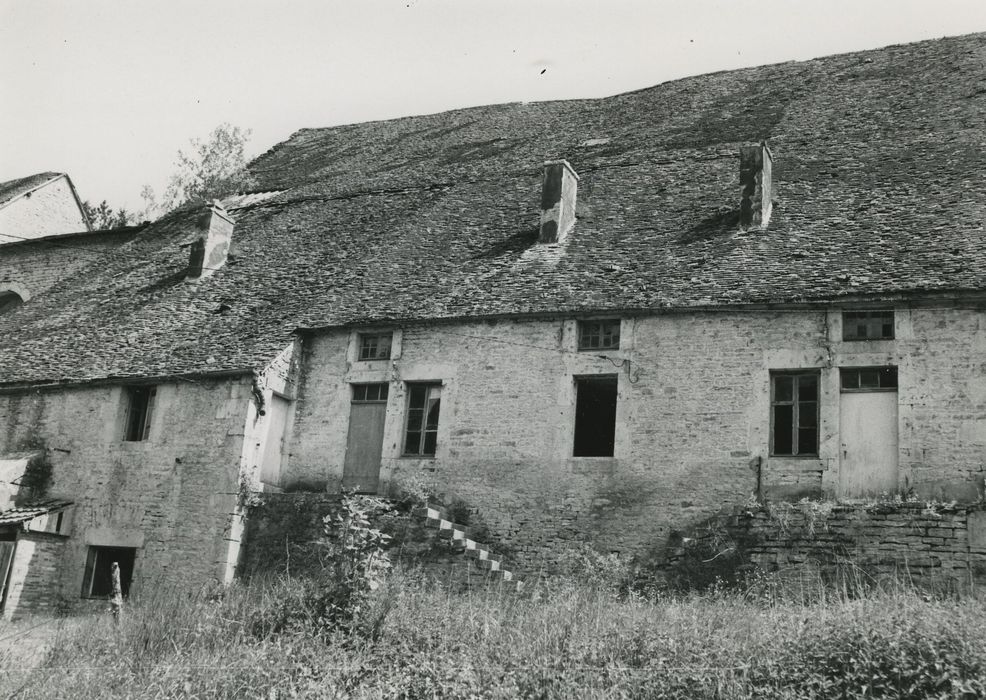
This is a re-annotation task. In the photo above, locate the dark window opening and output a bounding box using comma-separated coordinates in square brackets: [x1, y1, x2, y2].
[771, 372, 819, 457]
[82, 546, 136, 598]
[403, 383, 441, 456]
[578, 320, 621, 351]
[0, 292, 24, 314]
[843, 310, 894, 340]
[573, 375, 618, 457]
[841, 366, 898, 392]
[358, 332, 393, 361]
[123, 386, 156, 442]
[352, 383, 389, 402]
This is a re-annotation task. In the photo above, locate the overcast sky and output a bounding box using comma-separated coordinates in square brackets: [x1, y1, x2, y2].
[2, 0, 985, 212]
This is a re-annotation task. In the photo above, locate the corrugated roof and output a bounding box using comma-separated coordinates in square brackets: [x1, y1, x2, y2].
[0, 500, 73, 526]
[0, 33, 985, 387]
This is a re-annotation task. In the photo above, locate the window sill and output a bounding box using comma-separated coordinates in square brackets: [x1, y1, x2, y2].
[769, 454, 821, 460]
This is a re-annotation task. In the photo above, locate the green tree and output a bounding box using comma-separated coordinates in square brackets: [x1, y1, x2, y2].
[82, 199, 135, 229]
[142, 123, 257, 218]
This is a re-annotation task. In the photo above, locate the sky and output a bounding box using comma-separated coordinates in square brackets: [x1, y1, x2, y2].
[1, 0, 985, 212]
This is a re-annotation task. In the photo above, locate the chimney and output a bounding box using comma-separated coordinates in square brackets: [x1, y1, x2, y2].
[739, 142, 772, 231]
[539, 159, 579, 244]
[187, 202, 234, 280]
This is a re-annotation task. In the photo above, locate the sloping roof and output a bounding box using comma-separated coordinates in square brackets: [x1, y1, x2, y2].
[0, 500, 73, 527]
[0, 33, 985, 387]
[0, 172, 63, 209]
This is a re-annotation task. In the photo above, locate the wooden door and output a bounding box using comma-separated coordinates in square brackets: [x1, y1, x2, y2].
[260, 394, 291, 486]
[839, 390, 899, 497]
[342, 384, 389, 493]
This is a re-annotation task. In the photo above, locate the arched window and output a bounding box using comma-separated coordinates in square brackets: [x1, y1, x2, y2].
[0, 291, 24, 314]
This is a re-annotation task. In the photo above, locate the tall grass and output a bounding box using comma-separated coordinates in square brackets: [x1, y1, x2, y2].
[7, 568, 986, 699]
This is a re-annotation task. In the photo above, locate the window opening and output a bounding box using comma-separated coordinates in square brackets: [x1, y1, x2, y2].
[578, 320, 620, 351]
[573, 375, 618, 457]
[841, 367, 898, 391]
[843, 310, 894, 340]
[352, 383, 389, 402]
[358, 332, 393, 361]
[771, 372, 819, 457]
[123, 386, 156, 442]
[403, 383, 441, 456]
[82, 546, 136, 598]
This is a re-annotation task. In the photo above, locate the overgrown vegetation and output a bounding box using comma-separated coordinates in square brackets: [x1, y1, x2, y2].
[5, 570, 985, 699]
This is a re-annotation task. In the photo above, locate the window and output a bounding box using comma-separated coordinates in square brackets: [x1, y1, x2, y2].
[573, 375, 618, 457]
[82, 546, 136, 598]
[578, 320, 620, 351]
[841, 366, 898, 391]
[352, 383, 389, 402]
[770, 372, 818, 457]
[843, 310, 894, 340]
[123, 386, 155, 442]
[403, 383, 441, 456]
[358, 332, 393, 361]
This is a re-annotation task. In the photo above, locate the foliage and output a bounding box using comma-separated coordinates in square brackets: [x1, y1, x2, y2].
[247, 491, 393, 638]
[10, 572, 986, 699]
[82, 199, 134, 229]
[16, 450, 53, 504]
[142, 123, 257, 216]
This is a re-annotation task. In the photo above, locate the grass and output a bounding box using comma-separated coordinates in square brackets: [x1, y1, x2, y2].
[4, 568, 986, 699]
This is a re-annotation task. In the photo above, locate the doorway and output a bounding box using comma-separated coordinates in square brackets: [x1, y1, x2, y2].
[342, 383, 389, 493]
[838, 367, 899, 497]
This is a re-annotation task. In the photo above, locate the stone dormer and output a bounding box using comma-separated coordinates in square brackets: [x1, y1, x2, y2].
[539, 160, 579, 244]
[187, 202, 234, 280]
[739, 142, 772, 231]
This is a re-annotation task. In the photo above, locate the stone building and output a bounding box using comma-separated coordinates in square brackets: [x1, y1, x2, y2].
[0, 33, 984, 615]
[0, 172, 90, 243]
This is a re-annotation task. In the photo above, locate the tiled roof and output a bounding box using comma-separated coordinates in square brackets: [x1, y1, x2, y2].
[0, 172, 63, 209]
[0, 500, 73, 526]
[1, 33, 985, 386]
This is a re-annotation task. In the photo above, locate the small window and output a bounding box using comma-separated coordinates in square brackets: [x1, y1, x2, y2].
[82, 546, 136, 598]
[578, 320, 621, 351]
[843, 310, 894, 340]
[358, 332, 393, 361]
[352, 383, 389, 402]
[841, 366, 898, 392]
[573, 375, 618, 457]
[123, 386, 156, 442]
[403, 383, 441, 456]
[771, 372, 819, 457]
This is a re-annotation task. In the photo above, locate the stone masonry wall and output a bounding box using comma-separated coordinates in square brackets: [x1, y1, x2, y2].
[0, 229, 137, 304]
[688, 501, 986, 589]
[0, 376, 256, 616]
[0, 176, 88, 241]
[3, 532, 66, 618]
[286, 305, 986, 572]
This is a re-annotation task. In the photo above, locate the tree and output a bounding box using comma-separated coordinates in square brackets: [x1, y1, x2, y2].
[144, 123, 257, 216]
[82, 199, 135, 229]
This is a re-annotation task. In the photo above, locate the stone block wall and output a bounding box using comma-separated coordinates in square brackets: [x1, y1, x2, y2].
[671, 501, 986, 589]
[0, 228, 138, 303]
[0, 376, 256, 616]
[0, 176, 88, 241]
[284, 304, 986, 572]
[2, 532, 66, 617]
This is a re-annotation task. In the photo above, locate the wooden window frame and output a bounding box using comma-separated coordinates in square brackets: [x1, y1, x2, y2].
[842, 310, 894, 341]
[351, 383, 389, 403]
[840, 366, 898, 393]
[577, 319, 621, 351]
[358, 332, 393, 361]
[123, 386, 156, 442]
[770, 371, 819, 458]
[81, 545, 136, 599]
[402, 382, 442, 457]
